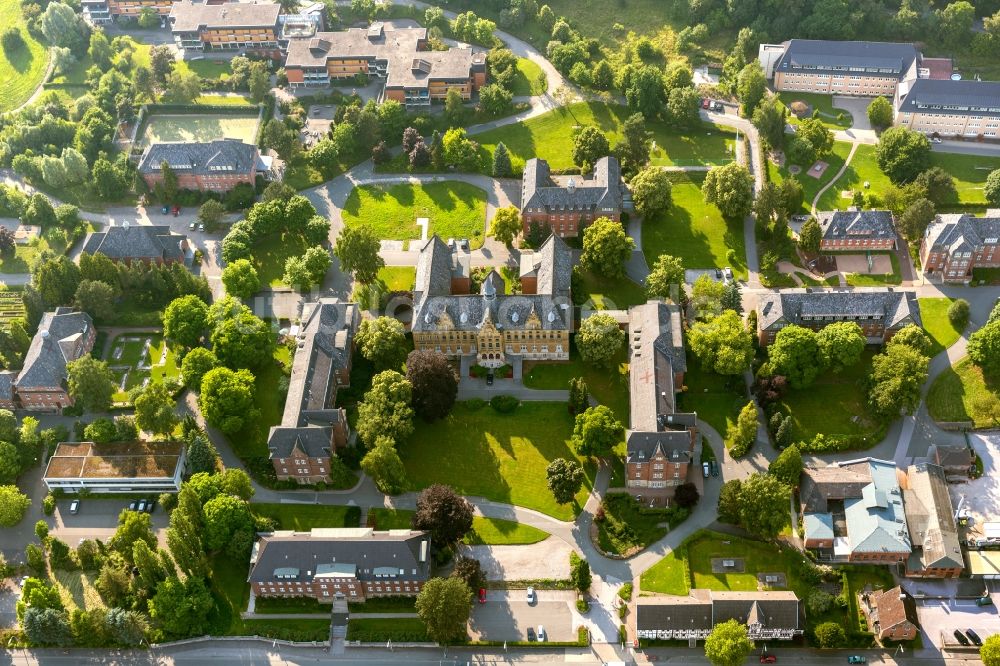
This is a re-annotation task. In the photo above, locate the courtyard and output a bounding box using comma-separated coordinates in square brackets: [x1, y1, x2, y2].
[102, 333, 180, 403]
[136, 112, 260, 150]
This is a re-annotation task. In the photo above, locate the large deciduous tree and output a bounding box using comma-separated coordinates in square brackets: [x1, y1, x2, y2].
[198, 367, 257, 435]
[67, 355, 115, 413]
[576, 313, 625, 368]
[645, 254, 684, 302]
[867, 96, 894, 130]
[572, 126, 610, 173]
[688, 310, 753, 375]
[356, 317, 407, 371]
[163, 295, 209, 348]
[415, 577, 472, 644]
[735, 61, 766, 116]
[630, 167, 673, 218]
[738, 473, 791, 539]
[728, 401, 758, 458]
[580, 216, 634, 278]
[148, 576, 214, 638]
[413, 484, 473, 548]
[702, 163, 754, 219]
[571, 405, 623, 457]
[868, 343, 929, 419]
[546, 458, 585, 504]
[769, 325, 822, 388]
[405, 350, 458, 422]
[221, 259, 260, 300]
[180, 347, 218, 392]
[0, 485, 30, 526]
[333, 225, 384, 286]
[876, 126, 931, 183]
[490, 206, 522, 248]
[132, 382, 178, 437]
[356, 370, 414, 446]
[768, 444, 803, 488]
[210, 310, 273, 370]
[816, 321, 865, 372]
[704, 618, 754, 666]
[969, 320, 1000, 376]
[360, 436, 407, 495]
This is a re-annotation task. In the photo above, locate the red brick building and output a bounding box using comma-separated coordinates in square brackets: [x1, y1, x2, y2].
[12, 309, 96, 412]
[138, 139, 262, 193]
[816, 209, 897, 251]
[268, 299, 358, 484]
[920, 213, 1000, 283]
[520, 157, 624, 238]
[249, 529, 431, 603]
[861, 587, 919, 641]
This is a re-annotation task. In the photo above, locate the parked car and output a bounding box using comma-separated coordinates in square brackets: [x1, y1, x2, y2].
[69, 499, 79, 515]
[760, 655, 777, 664]
[478, 588, 486, 604]
[486, 373, 494, 386]
[128, 500, 138, 511]
[966, 629, 982, 646]
[145, 499, 156, 513]
[702, 98, 711, 109]
[723, 267, 734, 282]
[714, 268, 722, 279]
[954, 630, 970, 645]
[712, 101, 724, 112]
[188, 222, 196, 231]
[702, 462, 710, 478]
[526, 586, 535, 604]
[198, 223, 205, 232]
[526, 627, 536, 642]
[137, 499, 147, 513]
[172, 205, 180, 216]
[932, 137, 943, 144]
[537, 625, 546, 642]
[847, 657, 866, 664]
[976, 596, 993, 606]
[711, 460, 719, 477]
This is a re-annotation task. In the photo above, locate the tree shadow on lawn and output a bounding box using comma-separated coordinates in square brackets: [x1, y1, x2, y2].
[425, 184, 465, 213]
[5, 41, 35, 74]
[644, 200, 713, 268]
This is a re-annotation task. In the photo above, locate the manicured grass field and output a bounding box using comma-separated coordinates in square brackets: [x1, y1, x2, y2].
[103, 333, 180, 403]
[927, 151, 1000, 207]
[816, 144, 892, 211]
[138, 113, 260, 149]
[474, 102, 737, 173]
[0, 0, 50, 113]
[178, 58, 233, 80]
[776, 349, 886, 448]
[52, 569, 105, 613]
[250, 503, 360, 530]
[639, 543, 691, 595]
[642, 173, 747, 280]
[400, 401, 595, 520]
[368, 508, 550, 545]
[377, 266, 416, 291]
[775, 92, 853, 130]
[927, 357, 1000, 428]
[918, 297, 963, 357]
[194, 94, 254, 106]
[523, 341, 629, 423]
[347, 617, 428, 642]
[251, 231, 310, 287]
[676, 354, 745, 444]
[574, 267, 647, 312]
[769, 141, 853, 214]
[511, 57, 546, 96]
[341, 182, 488, 249]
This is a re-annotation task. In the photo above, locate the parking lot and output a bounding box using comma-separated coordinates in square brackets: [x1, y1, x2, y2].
[952, 433, 1000, 535]
[468, 590, 577, 643]
[914, 596, 998, 654]
[50, 497, 170, 549]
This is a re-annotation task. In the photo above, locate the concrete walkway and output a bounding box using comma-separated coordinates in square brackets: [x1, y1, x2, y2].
[811, 141, 859, 215]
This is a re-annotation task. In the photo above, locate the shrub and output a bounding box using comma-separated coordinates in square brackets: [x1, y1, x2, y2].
[576, 598, 590, 613]
[806, 589, 834, 615]
[618, 583, 633, 601]
[948, 299, 970, 330]
[158, 492, 178, 512]
[42, 494, 56, 515]
[490, 395, 520, 413]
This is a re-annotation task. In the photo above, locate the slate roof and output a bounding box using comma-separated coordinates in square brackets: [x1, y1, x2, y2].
[817, 210, 897, 242]
[169, 0, 281, 32]
[904, 463, 964, 572]
[268, 299, 358, 461]
[800, 463, 872, 513]
[775, 39, 918, 78]
[636, 590, 801, 634]
[0, 371, 13, 401]
[923, 213, 1000, 257]
[866, 587, 919, 635]
[15, 309, 94, 392]
[248, 528, 431, 584]
[82, 225, 188, 262]
[137, 139, 259, 177]
[757, 288, 920, 332]
[411, 234, 572, 335]
[804, 512, 834, 541]
[928, 442, 975, 472]
[898, 78, 1000, 119]
[521, 156, 623, 214]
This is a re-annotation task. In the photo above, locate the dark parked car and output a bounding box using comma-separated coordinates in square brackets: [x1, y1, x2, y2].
[145, 499, 155, 513]
[976, 596, 993, 606]
[711, 460, 719, 477]
[847, 658, 866, 664]
[966, 629, 982, 646]
[526, 627, 536, 642]
[486, 372, 494, 386]
[953, 630, 970, 646]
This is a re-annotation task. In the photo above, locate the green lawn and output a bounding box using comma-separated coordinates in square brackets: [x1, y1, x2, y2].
[0, 0, 50, 113]
[347, 617, 428, 642]
[642, 173, 747, 280]
[639, 545, 691, 596]
[927, 357, 1000, 428]
[368, 508, 549, 545]
[377, 266, 416, 291]
[597, 493, 687, 555]
[510, 57, 546, 96]
[574, 267, 647, 312]
[775, 92, 853, 130]
[676, 354, 745, 444]
[341, 182, 487, 249]
[769, 141, 853, 214]
[776, 349, 886, 450]
[918, 297, 963, 357]
[474, 102, 737, 173]
[523, 340, 629, 423]
[235, 345, 293, 458]
[927, 152, 1000, 207]
[816, 144, 892, 211]
[251, 231, 310, 287]
[843, 251, 901, 287]
[400, 401, 595, 520]
[250, 503, 360, 530]
[195, 94, 254, 106]
[178, 58, 233, 79]
[0, 226, 84, 274]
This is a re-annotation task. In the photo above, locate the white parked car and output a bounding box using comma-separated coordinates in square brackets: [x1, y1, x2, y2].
[526, 586, 535, 604]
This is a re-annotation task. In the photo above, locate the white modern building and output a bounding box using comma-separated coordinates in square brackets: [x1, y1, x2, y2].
[43, 441, 186, 494]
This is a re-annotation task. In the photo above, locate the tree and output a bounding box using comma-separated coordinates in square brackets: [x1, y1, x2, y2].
[688, 311, 753, 375]
[796, 118, 834, 156]
[752, 97, 786, 149]
[185, 433, 218, 475]
[414, 484, 473, 547]
[729, 401, 758, 458]
[0, 442, 18, 484]
[0, 485, 30, 526]
[948, 298, 970, 330]
[968, 320, 1000, 376]
[630, 167, 673, 218]
[84, 418, 117, 444]
[221, 259, 260, 300]
[210, 310, 273, 370]
[624, 65, 666, 118]
[451, 556, 485, 592]
[580, 217, 634, 279]
[40, 3, 86, 52]
[567, 377, 589, 415]
[32, 255, 80, 308]
[356, 370, 414, 446]
[674, 482, 700, 509]
[132, 382, 178, 437]
[180, 347, 218, 392]
[721, 282, 742, 314]
[936, 0, 975, 48]
[876, 126, 931, 183]
[415, 577, 472, 644]
[74, 279, 117, 322]
[981, 634, 1000, 666]
[23, 607, 73, 647]
[478, 83, 512, 115]
[868, 343, 929, 419]
[202, 494, 252, 554]
[613, 112, 650, 172]
[164, 69, 202, 104]
[717, 479, 742, 524]
[572, 127, 610, 172]
[361, 437, 407, 494]
[817, 321, 865, 371]
[570, 552, 591, 592]
[198, 367, 256, 435]
[915, 167, 958, 206]
[106, 607, 147, 646]
[356, 317, 407, 371]
[166, 487, 206, 577]
[148, 576, 214, 637]
[546, 458, 584, 504]
[735, 61, 766, 116]
[88, 29, 112, 68]
[646, 254, 684, 301]
[22, 194, 57, 229]
[704, 619, 753, 666]
[985, 169, 1000, 207]
[896, 198, 936, 240]
[66, 355, 115, 413]
[814, 621, 846, 648]
[490, 206, 521, 247]
[248, 62, 270, 104]
[491, 142, 512, 178]
[333, 224, 384, 286]
[738, 473, 791, 539]
[666, 86, 702, 128]
[889, 325, 933, 356]
[769, 444, 803, 487]
[109, 509, 156, 563]
[769, 326, 822, 388]
[406, 350, 458, 422]
[572, 405, 623, 457]
[703, 163, 754, 219]
[576, 313, 625, 368]
[163, 295, 208, 348]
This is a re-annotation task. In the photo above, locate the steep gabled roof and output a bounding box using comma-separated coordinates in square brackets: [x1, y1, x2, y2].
[15, 309, 94, 391]
[757, 288, 920, 331]
[137, 139, 259, 177]
[82, 225, 188, 262]
[521, 156, 622, 212]
[817, 210, 896, 242]
[904, 463, 964, 572]
[924, 213, 1000, 255]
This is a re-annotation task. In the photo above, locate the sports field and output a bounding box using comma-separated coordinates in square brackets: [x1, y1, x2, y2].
[138, 114, 259, 149]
